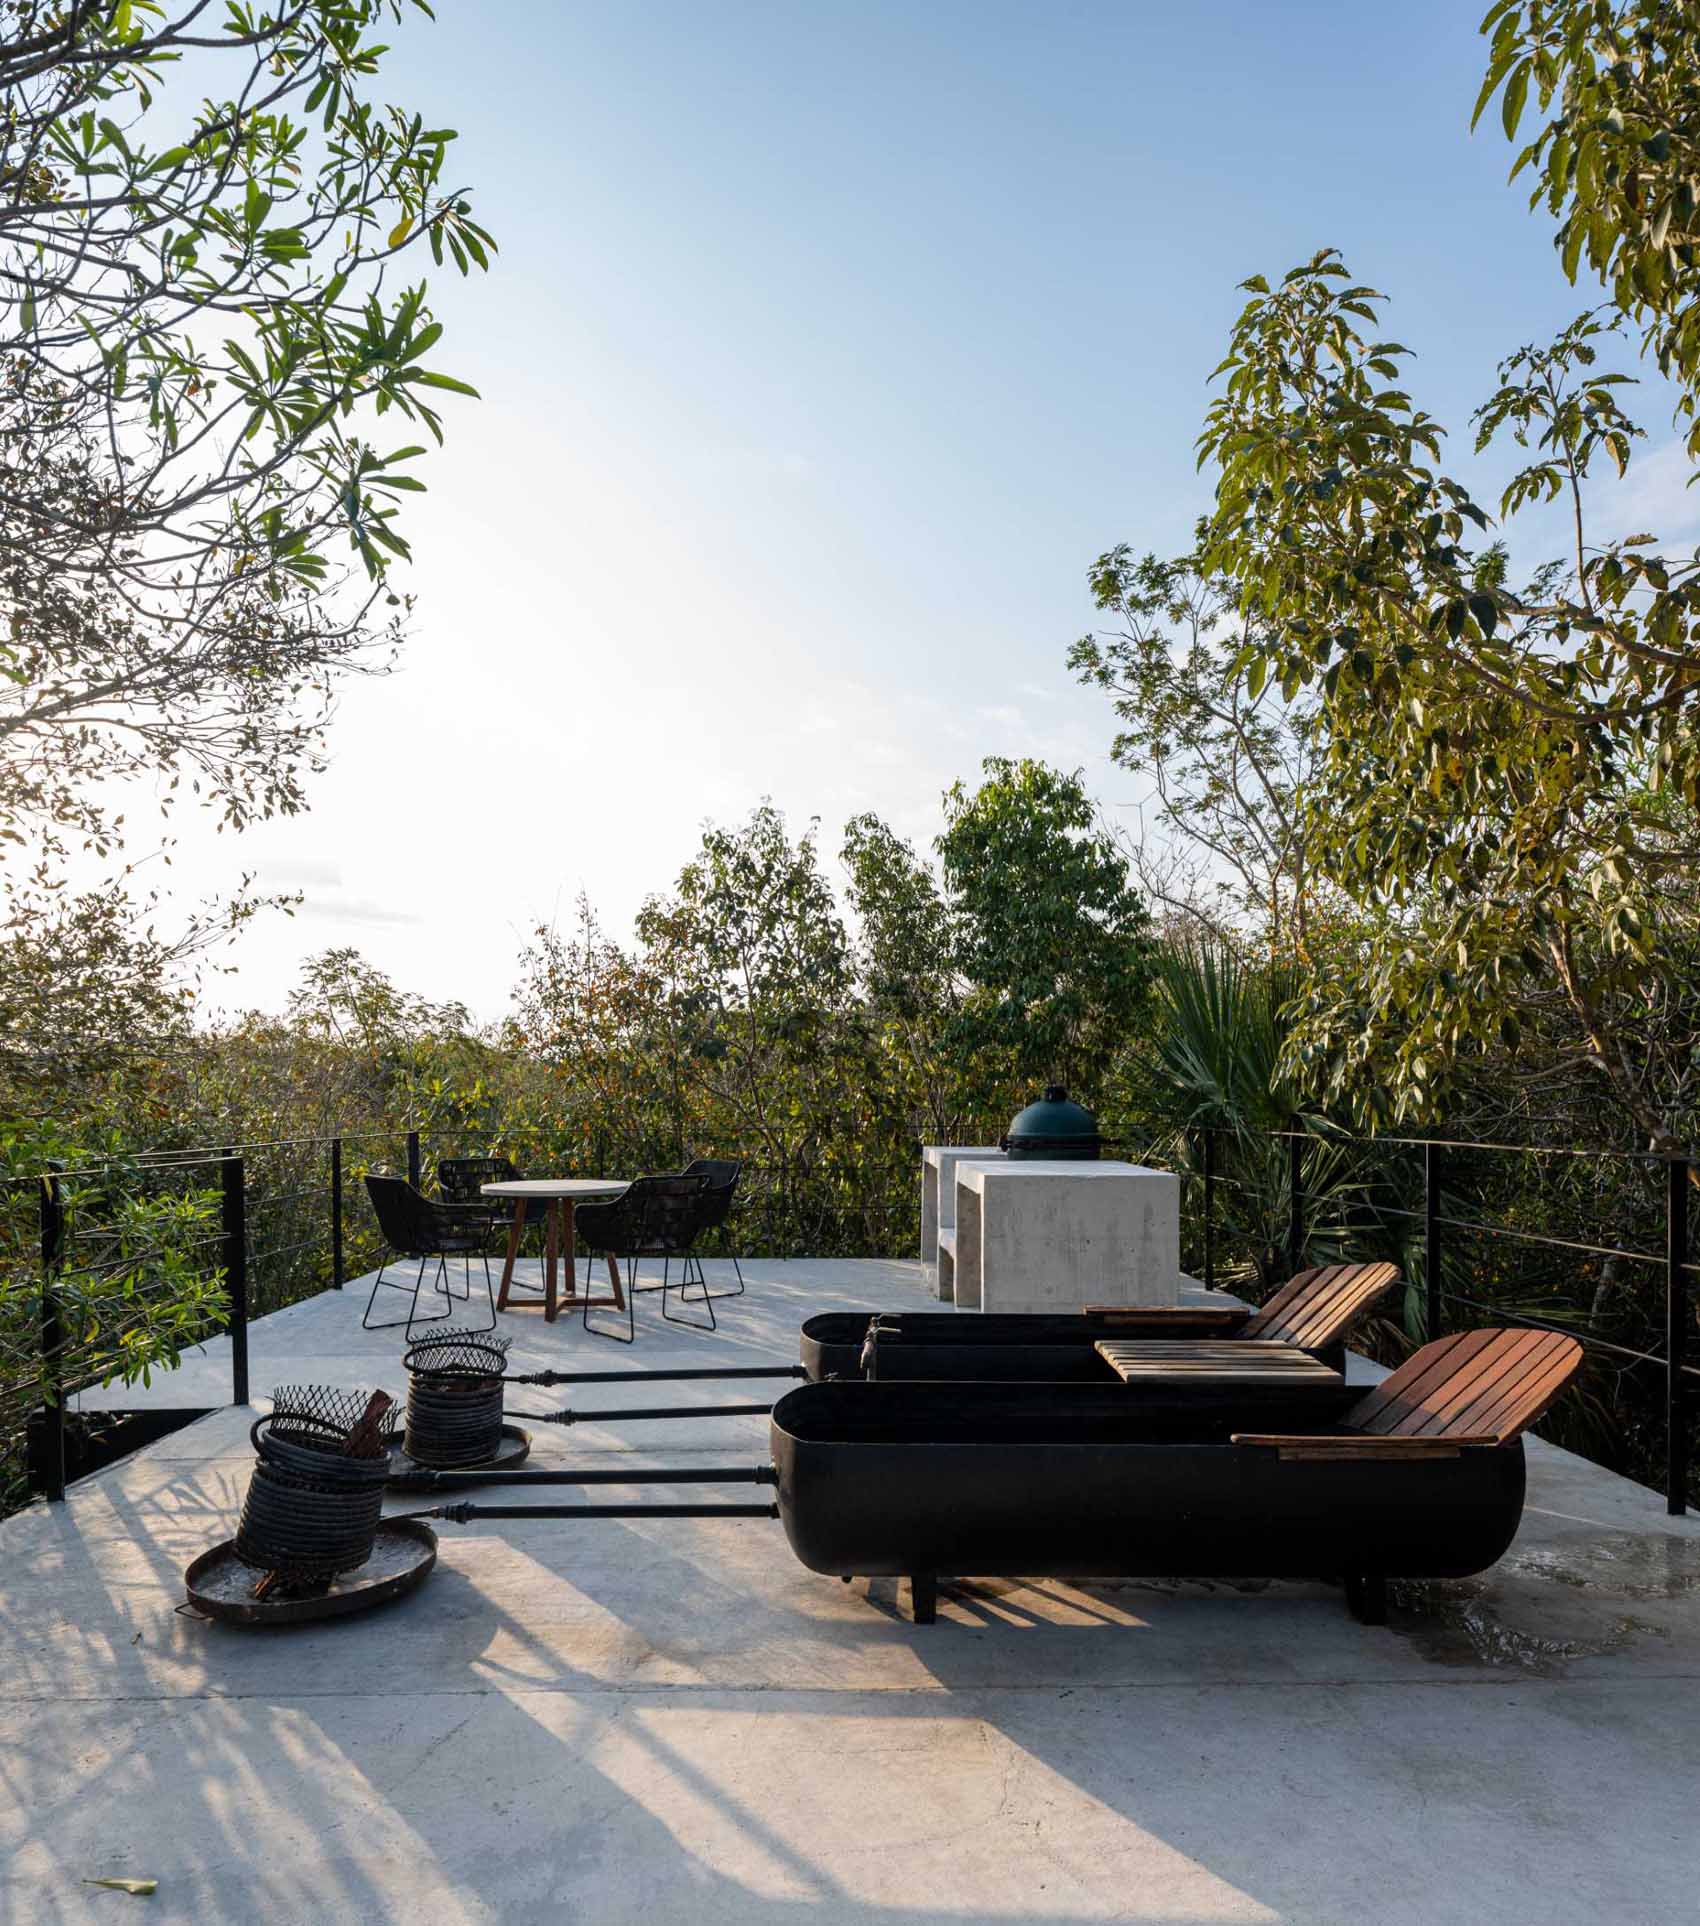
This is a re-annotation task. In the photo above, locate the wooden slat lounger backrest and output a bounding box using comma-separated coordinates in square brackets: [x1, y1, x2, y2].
[1344, 1327, 1585, 1444]
[1240, 1262, 1400, 1348]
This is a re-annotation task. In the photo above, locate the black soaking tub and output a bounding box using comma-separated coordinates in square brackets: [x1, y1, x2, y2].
[768, 1379, 1529, 1622]
[800, 1311, 1127, 1381]
[798, 1310, 1349, 1383]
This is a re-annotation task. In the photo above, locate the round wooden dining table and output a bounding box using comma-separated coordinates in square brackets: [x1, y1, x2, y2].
[481, 1178, 629, 1323]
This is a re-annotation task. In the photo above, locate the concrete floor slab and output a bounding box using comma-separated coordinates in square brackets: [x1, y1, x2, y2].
[6, 1260, 1699, 1924]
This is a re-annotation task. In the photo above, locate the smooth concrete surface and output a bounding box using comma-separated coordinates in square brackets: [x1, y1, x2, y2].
[919, 1148, 1003, 1299]
[6, 1259, 1700, 1925]
[955, 1162, 1181, 1312]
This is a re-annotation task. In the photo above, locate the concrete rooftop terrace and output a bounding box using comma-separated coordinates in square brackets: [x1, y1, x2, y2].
[4, 1257, 1700, 1925]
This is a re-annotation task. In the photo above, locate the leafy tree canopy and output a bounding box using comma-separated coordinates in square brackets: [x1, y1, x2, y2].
[1164, 0, 1700, 1152]
[937, 757, 1155, 1097]
[842, 812, 954, 1023]
[841, 811, 967, 1140]
[1479, 0, 1700, 453]
[1069, 545, 1323, 951]
[0, 0, 494, 859]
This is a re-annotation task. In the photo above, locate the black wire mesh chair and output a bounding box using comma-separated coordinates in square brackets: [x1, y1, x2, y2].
[574, 1173, 711, 1342]
[683, 1157, 745, 1298]
[631, 1158, 746, 1304]
[438, 1155, 547, 1259]
[363, 1175, 497, 1338]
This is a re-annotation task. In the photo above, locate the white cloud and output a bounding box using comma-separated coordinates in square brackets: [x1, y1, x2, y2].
[266, 857, 345, 888]
[292, 895, 422, 928]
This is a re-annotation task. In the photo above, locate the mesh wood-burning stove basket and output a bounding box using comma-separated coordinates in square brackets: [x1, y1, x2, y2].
[235, 1385, 396, 1583]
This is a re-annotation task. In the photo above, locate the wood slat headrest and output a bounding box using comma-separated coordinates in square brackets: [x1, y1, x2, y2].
[1346, 1327, 1585, 1444]
[1241, 1261, 1400, 1345]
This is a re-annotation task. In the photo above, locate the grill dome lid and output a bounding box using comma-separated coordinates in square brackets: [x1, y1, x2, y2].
[1001, 1085, 1101, 1161]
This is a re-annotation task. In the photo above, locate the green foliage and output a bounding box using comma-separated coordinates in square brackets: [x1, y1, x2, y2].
[1069, 547, 1323, 947]
[639, 804, 854, 1049]
[842, 813, 955, 1025]
[938, 757, 1156, 1095]
[0, 888, 195, 1064]
[1120, 943, 1360, 1287]
[0, 1145, 227, 1503]
[48, 1178, 228, 1394]
[841, 813, 966, 1140]
[635, 805, 863, 1158]
[1, 0, 495, 867]
[1194, 247, 1700, 1148]
[288, 946, 472, 1057]
[1477, 0, 1700, 458]
[1473, 309, 1642, 521]
[2, 0, 493, 582]
[1131, 943, 1307, 1136]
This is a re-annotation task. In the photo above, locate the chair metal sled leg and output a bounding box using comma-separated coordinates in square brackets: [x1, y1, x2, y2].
[693, 1239, 746, 1301]
[662, 1252, 717, 1331]
[673, 1159, 745, 1300]
[629, 1250, 735, 1310]
[584, 1253, 635, 1345]
[434, 1250, 473, 1304]
[450, 1251, 497, 1336]
[363, 1253, 454, 1334]
[684, 1250, 743, 1305]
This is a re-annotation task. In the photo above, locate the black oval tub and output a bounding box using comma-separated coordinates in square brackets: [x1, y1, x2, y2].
[799, 1311, 1348, 1383]
[769, 1380, 1526, 1619]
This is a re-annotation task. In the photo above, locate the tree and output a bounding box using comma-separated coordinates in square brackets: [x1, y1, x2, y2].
[0, 884, 193, 1102]
[635, 803, 862, 1165]
[0, 854, 290, 1126]
[287, 947, 471, 1054]
[937, 758, 1155, 1099]
[1479, 0, 1700, 456]
[841, 811, 963, 1139]
[1194, 244, 1700, 1150]
[1069, 545, 1324, 953]
[509, 897, 686, 1169]
[1125, 942, 1362, 1288]
[0, 1, 495, 859]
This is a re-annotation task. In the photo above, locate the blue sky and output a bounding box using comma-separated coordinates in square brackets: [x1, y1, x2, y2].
[140, 2, 1695, 1022]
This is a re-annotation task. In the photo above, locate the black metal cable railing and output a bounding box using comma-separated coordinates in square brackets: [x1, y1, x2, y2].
[3, 1117, 1695, 1516]
[1180, 1126, 1696, 1516]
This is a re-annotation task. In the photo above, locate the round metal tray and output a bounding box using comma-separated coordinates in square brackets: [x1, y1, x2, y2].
[183, 1518, 438, 1627]
[385, 1423, 532, 1488]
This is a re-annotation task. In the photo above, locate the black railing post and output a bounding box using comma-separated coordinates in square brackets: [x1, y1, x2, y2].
[37, 1162, 66, 1502]
[1287, 1132, 1304, 1275]
[406, 1129, 421, 1192]
[1424, 1140, 1443, 1342]
[1202, 1127, 1216, 1292]
[1667, 1154, 1689, 1518]
[222, 1152, 249, 1406]
[330, 1136, 344, 1289]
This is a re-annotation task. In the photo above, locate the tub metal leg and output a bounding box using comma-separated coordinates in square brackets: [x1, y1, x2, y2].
[1345, 1573, 1387, 1624]
[910, 1573, 937, 1625]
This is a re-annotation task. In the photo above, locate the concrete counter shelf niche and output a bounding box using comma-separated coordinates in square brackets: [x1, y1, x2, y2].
[919, 1146, 1004, 1300]
[951, 1159, 1180, 1313]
